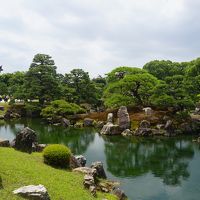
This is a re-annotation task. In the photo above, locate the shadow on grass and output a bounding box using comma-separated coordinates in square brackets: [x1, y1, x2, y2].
[0, 176, 3, 189]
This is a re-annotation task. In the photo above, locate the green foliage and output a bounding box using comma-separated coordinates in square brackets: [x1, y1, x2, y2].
[41, 100, 85, 119]
[143, 60, 186, 80]
[106, 66, 146, 83]
[104, 94, 134, 108]
[24, 54, 61, 105]
[104, 71, 158, 108]
[43, 144, 72, 168]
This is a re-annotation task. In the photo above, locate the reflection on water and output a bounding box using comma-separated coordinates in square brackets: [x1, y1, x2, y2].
[0, 119, 200, 200]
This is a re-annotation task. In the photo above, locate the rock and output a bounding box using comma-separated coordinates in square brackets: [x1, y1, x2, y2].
[36, 144, 47, 152]
[107, 113, 113, 123]
[139, 120, 151, 128]
[83, 174, 95, 189]
[121, 129, 133, 136]
[89, 185, 97, 197]
[100, 122, 121, 135]
[0, 139, 10, 147]
[164, 120, 175, 136]
[61, 118, 70, 127]
[0, 115, 4, 120]
[74, 122, 83, 128]
[84, 118, 94, 127]
[70, 155, 86, 169]
[135, 128, 152, 136]
[75, 155, 87, 167]
[142, 107, 153, 115]
[112, 187, 127, 200]
[13, 184, 50, 200]
[117, 106, 130, 131]
[73, 167, 97, 178]
[156, 124, 165, 130]
[91, 161, 107, 179]
[12, 127, 37, 153]
[96, 121, 105, 129]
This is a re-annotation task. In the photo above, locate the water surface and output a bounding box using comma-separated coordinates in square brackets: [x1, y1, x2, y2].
[1, 119, 200, 200]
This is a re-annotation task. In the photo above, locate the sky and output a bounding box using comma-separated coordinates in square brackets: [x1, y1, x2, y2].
[0, 0, 200, 77]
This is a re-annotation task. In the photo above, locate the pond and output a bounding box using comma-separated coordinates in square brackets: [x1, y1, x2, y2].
[1, 118, 200, 200]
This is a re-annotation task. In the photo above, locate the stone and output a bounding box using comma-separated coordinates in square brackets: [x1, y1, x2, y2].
[96, 121, 105, 129]
[91, 161, 107, 179]
[83, 174, 95, 188]
[142, 107, 153, 115]
[89, 185, 97, 197]
[84, 118, 94, 127]
[61, 118, 70, 127]
[139, 120, 151, 128]
[12, 127, 37, 153]
[121, 129, 133, 136]
[75, 155, 87, 167]
[134, 128, 152, 136]
[164, 120, 174, 136]
[117, 106, 130, 131]
[13, 184, 50, 200]
[36, 144, 47, 152]
[100, 122, 121, 135]
[0, 106, 4, 111]
[0, 115, 4, 120]
[112, 187, 127, 200]
[107, 113, 113, 123]
[0, 139, 10, 147]
[73, 167, 97, 178]
[74, 122, 83, 128]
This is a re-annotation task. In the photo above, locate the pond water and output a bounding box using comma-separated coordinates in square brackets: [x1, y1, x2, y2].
[1, 118, 200, 200]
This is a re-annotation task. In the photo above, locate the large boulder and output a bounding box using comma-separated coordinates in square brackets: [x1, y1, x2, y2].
[100, 122, 121, 135]
[13, 185, 50, 200]
[117, 106, 130, 131]
[12, 127, 37, 153]
[121, 129, 133, 136]
[0, 139, 10, 147]
[91, 161, 107, 179]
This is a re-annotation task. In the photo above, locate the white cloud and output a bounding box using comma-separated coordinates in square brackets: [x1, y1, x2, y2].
[0, 0, 199, 77]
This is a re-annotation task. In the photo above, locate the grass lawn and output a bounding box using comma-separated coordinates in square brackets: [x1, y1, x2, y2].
[0, 147, 117, 200]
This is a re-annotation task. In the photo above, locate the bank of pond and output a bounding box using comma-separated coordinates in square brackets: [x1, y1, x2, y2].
[1, 118, 200, 199]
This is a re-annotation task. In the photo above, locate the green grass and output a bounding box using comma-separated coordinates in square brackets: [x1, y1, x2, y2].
[0, 102, 9, 115]
[0, 148, 117, 200]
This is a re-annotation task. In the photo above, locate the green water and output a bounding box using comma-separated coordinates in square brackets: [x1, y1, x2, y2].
[1, 118, 200, 200]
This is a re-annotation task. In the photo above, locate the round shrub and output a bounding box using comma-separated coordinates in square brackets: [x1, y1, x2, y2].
[43, 144, 71, 168]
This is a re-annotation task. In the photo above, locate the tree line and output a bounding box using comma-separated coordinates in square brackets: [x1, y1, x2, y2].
[1, 53, 200, 112]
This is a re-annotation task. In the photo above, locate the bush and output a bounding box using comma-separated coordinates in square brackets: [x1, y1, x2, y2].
[43, 144, 72, 168]
[41, 100, 85, 119]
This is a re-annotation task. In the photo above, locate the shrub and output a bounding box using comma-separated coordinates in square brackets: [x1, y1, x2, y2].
[41, 100, 85, 119]
[43, 144, 72, 168]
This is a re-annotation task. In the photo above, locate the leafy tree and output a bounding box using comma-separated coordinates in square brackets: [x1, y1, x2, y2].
[24, 54, 60, 105]
[143, 60, 186, 80]
[64, 69, 97, 105]
[104, 72, 158, 108]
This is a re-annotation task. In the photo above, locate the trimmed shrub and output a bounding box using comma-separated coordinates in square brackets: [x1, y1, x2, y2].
[43, 144, 71, 168]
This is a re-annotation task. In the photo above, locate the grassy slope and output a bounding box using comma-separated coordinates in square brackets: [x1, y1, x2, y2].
[0, 148, 116, 200]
